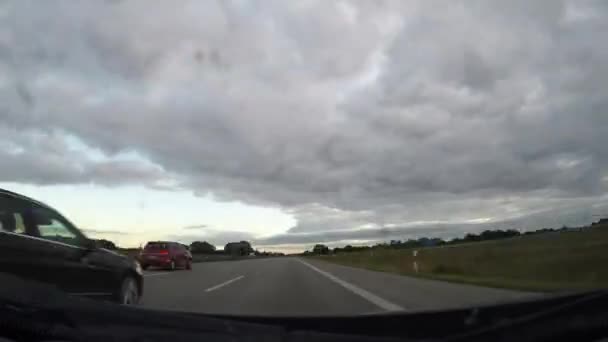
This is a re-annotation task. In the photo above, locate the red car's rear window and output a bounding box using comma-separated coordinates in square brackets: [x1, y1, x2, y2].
[144, 242, 169, 250]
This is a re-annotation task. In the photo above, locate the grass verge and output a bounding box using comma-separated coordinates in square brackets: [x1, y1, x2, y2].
[311, 228, 608, 292]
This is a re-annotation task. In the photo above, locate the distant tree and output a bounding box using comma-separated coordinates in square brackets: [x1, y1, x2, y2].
[505, 229, 521, 237]
[478, 229, 518, 241]
[373, 242, 389, 249]
[333, 245, 371, 253]
[307, 224, 577, 255]
[313, 244, 330, 255]
[190, 241, 216, 254]
[430, 238, 446, 246]
[523, 228, 556, 236]
[464, 233, 481, 242]
[402, 239, 420, 248]
[417, 237, 432, 246]
[448, 237, 464, 245]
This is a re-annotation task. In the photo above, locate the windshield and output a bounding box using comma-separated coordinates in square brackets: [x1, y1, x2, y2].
[1, 1, 607, 318]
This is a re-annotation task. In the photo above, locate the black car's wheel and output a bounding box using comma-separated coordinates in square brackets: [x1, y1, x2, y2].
[118, 276, 140, 305]
[169, 259, 176, 271]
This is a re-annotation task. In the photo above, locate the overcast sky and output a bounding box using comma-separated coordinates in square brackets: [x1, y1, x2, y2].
[1, 1, 608, 252]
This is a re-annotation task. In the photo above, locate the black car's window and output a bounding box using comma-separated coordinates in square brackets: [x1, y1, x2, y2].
[13, 214, 26, 234]
[0, 212, 26, 235]
[30, 207, 83, 247]
[0, 195, 29, 235]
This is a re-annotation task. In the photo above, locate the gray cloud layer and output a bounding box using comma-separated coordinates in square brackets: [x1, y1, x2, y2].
[1, 1, 608, 248]
[81, 229, 131, 236]
[182, 224, 208, 230]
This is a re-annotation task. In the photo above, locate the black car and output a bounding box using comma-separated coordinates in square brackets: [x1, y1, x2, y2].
[0, 188, 143, 305]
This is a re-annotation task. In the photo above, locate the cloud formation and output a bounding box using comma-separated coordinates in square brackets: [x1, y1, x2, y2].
[2, 1, 608, 248]
[168, 229, 257, 248]
[81, 229, 132, 236]
[182, 224, 208, 230]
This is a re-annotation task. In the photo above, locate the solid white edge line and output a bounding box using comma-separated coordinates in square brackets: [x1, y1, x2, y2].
[296, 259, 405, 312]
[205, 275, 245, 292]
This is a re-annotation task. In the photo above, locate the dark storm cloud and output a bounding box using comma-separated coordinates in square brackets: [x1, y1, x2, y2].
[0, 127, 170, 187]
[2, 0, 608, 247]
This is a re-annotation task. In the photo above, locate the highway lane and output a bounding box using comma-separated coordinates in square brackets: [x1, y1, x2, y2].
[141, 257, 538, 316]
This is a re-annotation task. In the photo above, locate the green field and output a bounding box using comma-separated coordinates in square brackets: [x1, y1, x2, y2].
[313, 227, 608, 292]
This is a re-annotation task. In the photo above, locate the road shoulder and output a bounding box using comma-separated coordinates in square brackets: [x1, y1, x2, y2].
[303, 257, 539, 312]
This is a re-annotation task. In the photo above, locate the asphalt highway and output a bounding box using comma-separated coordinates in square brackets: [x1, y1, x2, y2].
[141, 257, 538, 316]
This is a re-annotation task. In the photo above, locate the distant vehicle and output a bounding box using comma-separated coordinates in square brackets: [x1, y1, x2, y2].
[224, 241, 254, 256]
[0, 189, 143, 305]
[140, 241, 192, 271]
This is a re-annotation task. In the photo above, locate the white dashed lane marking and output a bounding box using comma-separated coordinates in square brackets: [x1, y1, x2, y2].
[205, 275, 245, 292]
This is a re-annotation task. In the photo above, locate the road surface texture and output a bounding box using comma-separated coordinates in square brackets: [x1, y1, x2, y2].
[141, 257, 538, 316]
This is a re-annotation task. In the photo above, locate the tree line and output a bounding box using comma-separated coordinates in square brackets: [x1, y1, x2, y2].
[306, 225, 588, 255]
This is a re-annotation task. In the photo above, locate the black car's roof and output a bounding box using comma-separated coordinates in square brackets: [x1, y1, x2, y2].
[0, 188, 54, 211]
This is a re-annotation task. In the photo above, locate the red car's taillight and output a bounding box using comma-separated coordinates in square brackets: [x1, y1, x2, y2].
[141, 250, 169, 256]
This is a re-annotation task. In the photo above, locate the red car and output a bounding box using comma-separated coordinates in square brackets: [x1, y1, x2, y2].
[140, 241, 192, 271]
